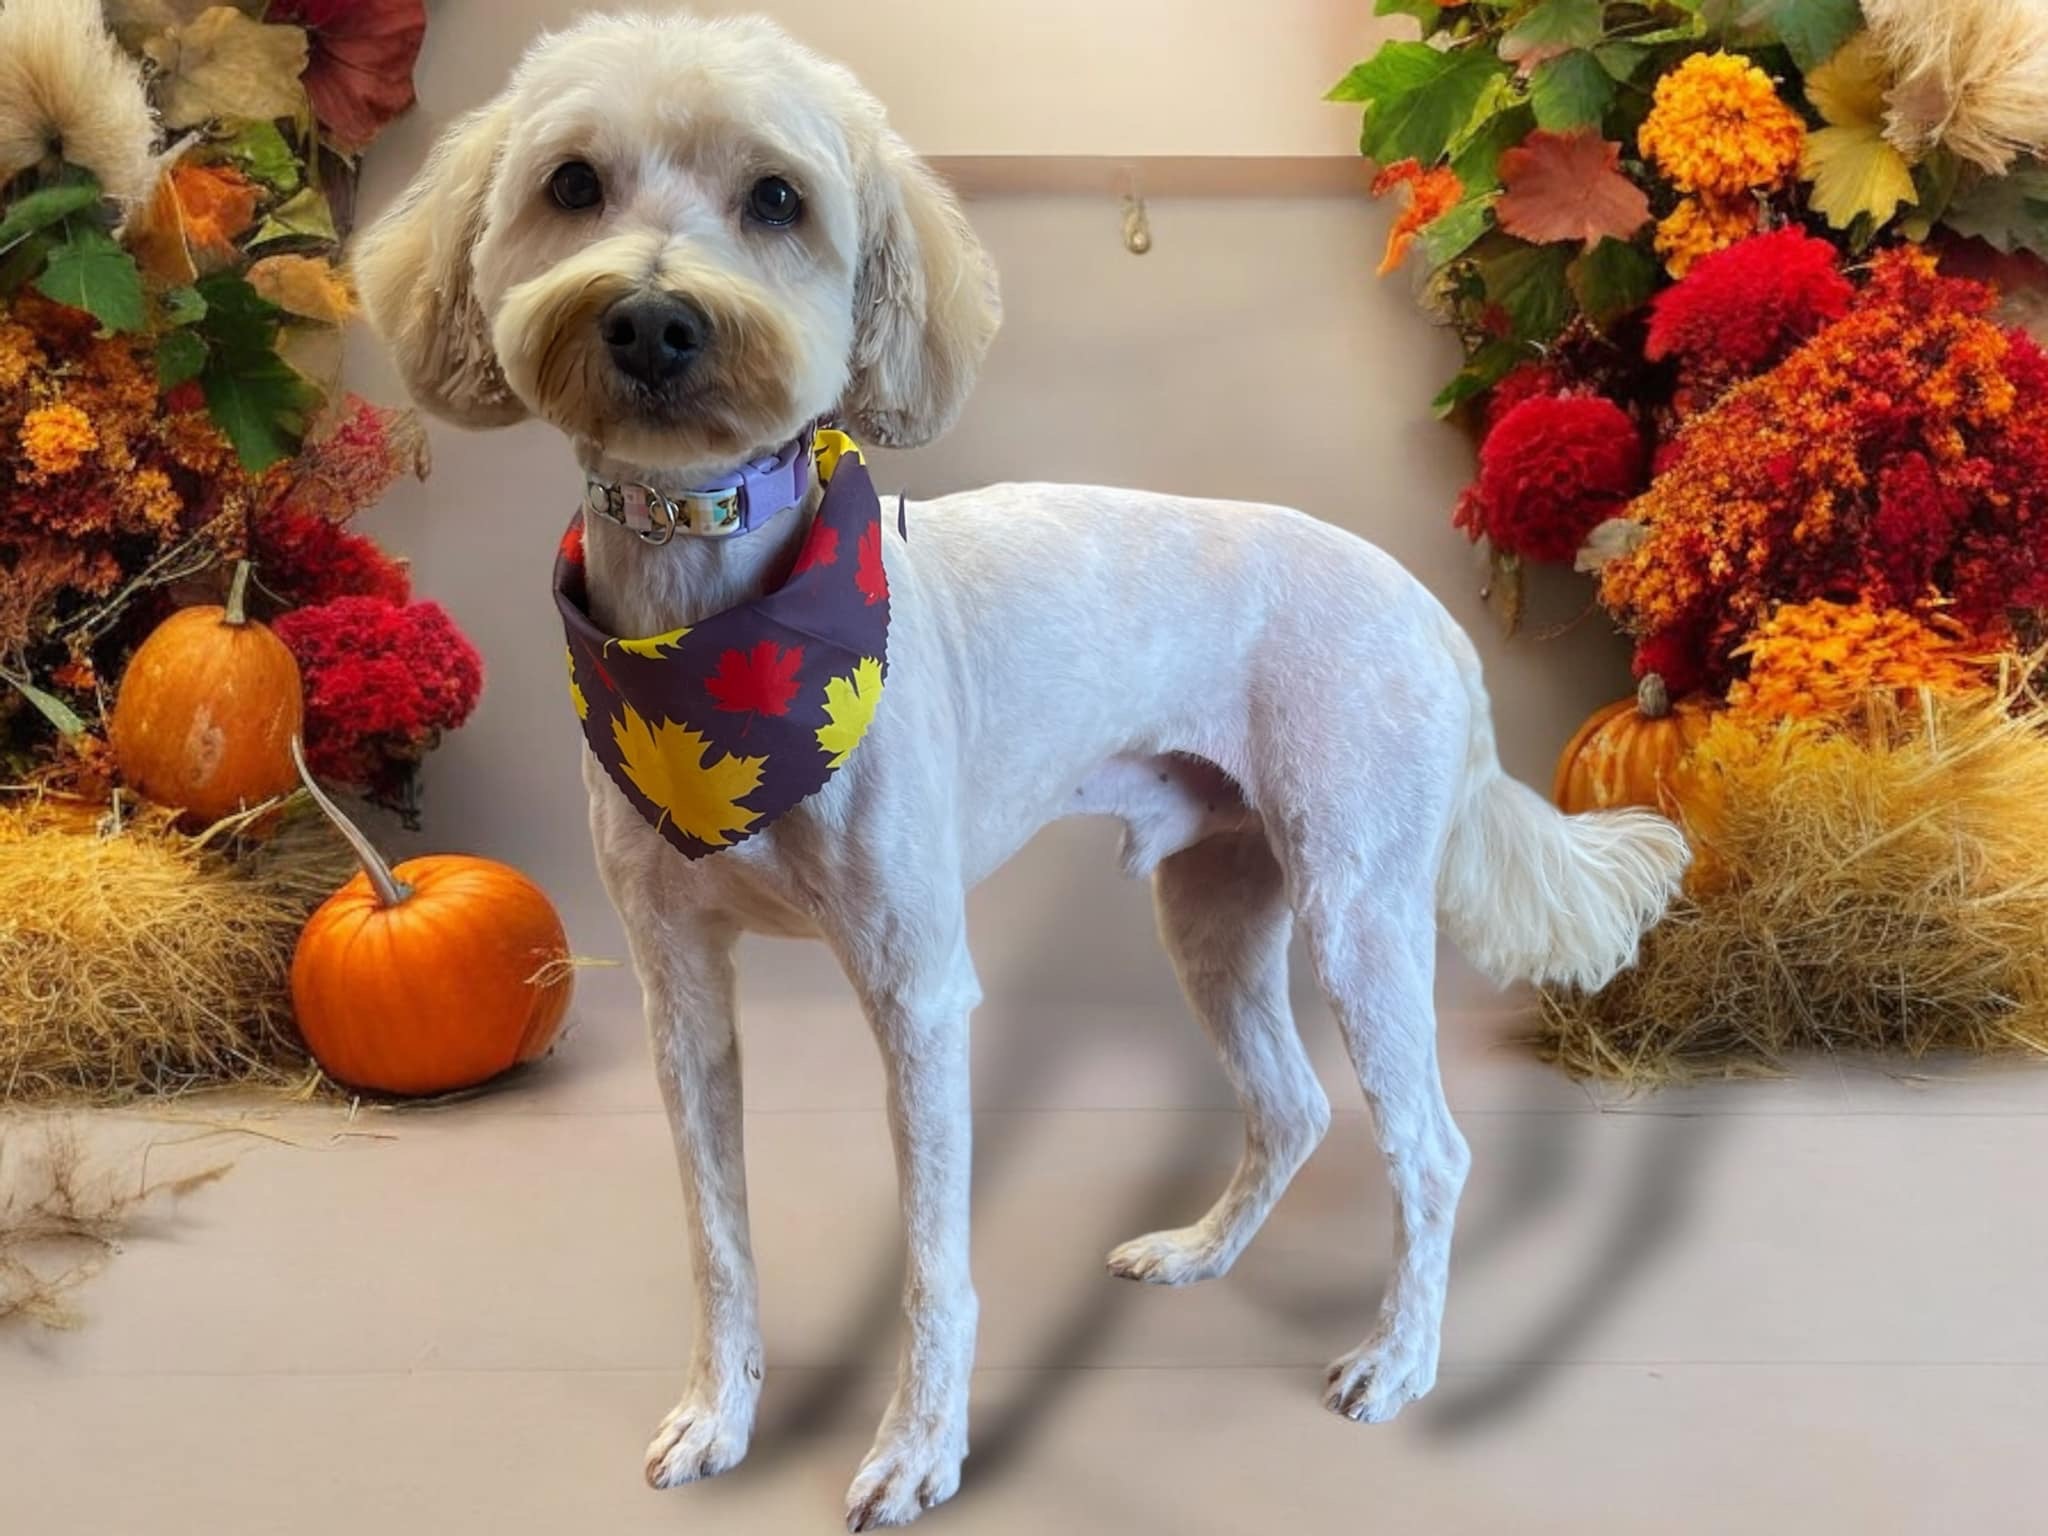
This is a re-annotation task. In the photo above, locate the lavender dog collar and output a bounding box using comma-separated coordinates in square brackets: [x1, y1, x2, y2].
[583, 432, 813, 544]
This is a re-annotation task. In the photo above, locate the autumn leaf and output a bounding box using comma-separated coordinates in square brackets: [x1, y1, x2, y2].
[129, 162, 260, 282]
[816, 657, 884, 769]
[791, 521, 840, 574]
[1495, 129, 1652, 247]
[611, 703, 765, 847]
[1800, 32, 1917, 231]
[146, 7, 310, 129]
[566, 648, 587, 721]
[247, 254, 354, 324]
[855, 522, 888, 606]
[707, 641, 804, 722]
[268, 0, 428, 152]
[1370, 158, 1466, 275]
[610, 627, 691, 660]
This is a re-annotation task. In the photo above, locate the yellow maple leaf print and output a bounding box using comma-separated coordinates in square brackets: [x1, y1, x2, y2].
[610, 702, 766, 846]
[566, 646, 587, 720]
[816, 656, 884, 768]
[609, 626, 691, 659]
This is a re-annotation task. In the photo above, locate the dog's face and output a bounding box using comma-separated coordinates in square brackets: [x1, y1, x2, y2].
[352, 14, 1000, 468]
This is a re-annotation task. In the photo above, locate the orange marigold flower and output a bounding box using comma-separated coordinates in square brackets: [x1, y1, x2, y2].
[1370, 158, 1464, 276]
[0, 317, 45, 393]
[1653, 195, 1760, 278]
[1638, 52, 1805, 199]
[20, 402, 99, 476]
[1728, 599, 1994, 722]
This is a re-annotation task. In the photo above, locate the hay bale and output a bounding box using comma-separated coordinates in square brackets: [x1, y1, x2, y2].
[1536, 689, 2048, 1084]
[0, 798, 352, 1103]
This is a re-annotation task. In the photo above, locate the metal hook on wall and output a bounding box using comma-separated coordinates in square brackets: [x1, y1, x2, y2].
[1120, 170, 1152, 255]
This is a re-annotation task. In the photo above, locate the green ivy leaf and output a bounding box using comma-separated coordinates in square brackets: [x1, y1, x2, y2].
[1422, 198, 1496, 268]
[162, 284, 209, 326]
[1451, 104, 1536, 194]
[1332, 43, 1508, 167]
[1941, 162, 2048, 257]
[0, 232, 52, 295]
[249, 185, 337, 248]
[1900, 150, 1964, 242]
[1501, 0, 1605, 63]
[1476, 239, 1575, 343]
[1568, 237, 1659, 328]
[201, 347, 317, 472]
[1531, 50, 1617, 130]
[157, 328, 209, 390]
[194, 270, 284, 352]
[1711, 0, 1860, 70]
[1432, 338, 1530, 418]
[218, 120, 302, 193]
[1594, 41, 1652, 81]
[35, 221, 146, 332]
[0, 179, 104, 256]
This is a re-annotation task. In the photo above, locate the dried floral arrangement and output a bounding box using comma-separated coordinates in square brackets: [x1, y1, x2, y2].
[0, 0, 477, 818]
[0, 1, 530, 1107]
[1337, 0, 2048, 1080]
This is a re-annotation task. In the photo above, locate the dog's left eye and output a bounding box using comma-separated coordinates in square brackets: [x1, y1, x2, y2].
[745, 175, 801, 227]
[549, 161, 604, 212]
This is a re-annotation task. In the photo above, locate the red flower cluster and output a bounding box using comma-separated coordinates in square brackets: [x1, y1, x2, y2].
[1483, 361, 1566, 432]
[254, 506, 412, 607]
[1645, 228, 1852, 389]
[274, 596, 483, 813]
[1601, 250, 2048, 686]
[1455, 394, 1645, 563]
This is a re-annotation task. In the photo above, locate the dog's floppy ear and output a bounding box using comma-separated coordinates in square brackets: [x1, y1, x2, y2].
[840, 131, 1000, 448]
[351, 102, 527, 429]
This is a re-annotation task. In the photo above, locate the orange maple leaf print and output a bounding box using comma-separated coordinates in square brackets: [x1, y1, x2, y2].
[707, 640, 804, 722]
[792, 521, 839, 574]
[855, 521, 887, 606]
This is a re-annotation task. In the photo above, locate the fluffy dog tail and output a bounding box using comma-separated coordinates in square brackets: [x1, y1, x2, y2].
[1435, 629, 1690, 991]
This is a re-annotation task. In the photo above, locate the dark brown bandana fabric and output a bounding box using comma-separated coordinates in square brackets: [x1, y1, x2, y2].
[553, 430, 889, 859]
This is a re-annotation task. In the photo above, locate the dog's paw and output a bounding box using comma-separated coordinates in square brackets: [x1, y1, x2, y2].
[843, 1420, 966, 1530]
[644, 1392, 753, 1489]
[1322, 1328, 1437, 1424]
[1105, 1225, 1234, 1285]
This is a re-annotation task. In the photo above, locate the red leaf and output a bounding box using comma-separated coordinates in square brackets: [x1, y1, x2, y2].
[855, 522, 888, 607]
[1495, 129, 1652, 248]
[706, 641, 804, 719]
[792, 521, 839, 575]
[268, 0, 428, 152]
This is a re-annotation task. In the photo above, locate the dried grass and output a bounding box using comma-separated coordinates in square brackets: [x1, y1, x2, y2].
[0, 794, 354, 1104]
[1536, 684, 2048, 1084]
[0, 1116, 232, 1329]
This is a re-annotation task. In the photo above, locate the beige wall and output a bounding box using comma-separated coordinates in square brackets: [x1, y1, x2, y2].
[347, 4, 1636, 1007]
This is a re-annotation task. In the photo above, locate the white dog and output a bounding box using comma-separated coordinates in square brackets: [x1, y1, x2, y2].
[355, 12, 1688, 1527]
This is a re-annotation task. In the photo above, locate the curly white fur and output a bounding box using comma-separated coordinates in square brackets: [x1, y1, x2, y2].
[353, 11, 1687, 1527]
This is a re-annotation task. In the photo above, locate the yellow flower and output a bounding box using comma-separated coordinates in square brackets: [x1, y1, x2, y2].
[20, 401, 97, 476]
[1639, 52, 1806, 198]
[1654, 195, 1761, 278]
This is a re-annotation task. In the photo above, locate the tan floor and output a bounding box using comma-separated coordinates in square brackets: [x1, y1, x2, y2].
[9, 962, 2048, 1534]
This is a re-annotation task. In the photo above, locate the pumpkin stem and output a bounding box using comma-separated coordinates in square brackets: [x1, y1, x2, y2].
[291, 735, 413, 908]
[1637, 672, 1672, 720]
[223, 559, 254, 627]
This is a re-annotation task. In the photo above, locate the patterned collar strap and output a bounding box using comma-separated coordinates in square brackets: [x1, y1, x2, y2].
[554, 428, 891, 860]
[583, 431, 813, 544]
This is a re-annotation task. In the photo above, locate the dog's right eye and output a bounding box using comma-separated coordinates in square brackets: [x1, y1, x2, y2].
[548, 161, 604, 212]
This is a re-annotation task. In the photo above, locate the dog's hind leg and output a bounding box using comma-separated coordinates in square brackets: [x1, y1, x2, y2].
[1299, 871, 1470, 1425]
[1107, 827, 1330, 1285]
[838, 907, 982, 1531]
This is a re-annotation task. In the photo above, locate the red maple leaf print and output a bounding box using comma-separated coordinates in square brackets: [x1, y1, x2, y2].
[855, 521, 887, 606]
[707, 640, 804, 721]
[792, 521, 839, 575]
[560, 521, 586, 564]
[580, 640, 617, 695]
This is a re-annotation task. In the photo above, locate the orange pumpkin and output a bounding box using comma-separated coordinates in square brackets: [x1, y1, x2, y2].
[1553, 673, 1715, 817]
[110, 561, 303, 824]
[289, 740, 573, 1096]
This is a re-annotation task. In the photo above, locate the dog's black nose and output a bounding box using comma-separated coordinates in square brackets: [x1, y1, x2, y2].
[601, 293, 708, 387]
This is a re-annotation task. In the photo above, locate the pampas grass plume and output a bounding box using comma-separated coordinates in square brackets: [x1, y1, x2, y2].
[0, 0, 157, 204]
[1864, 0, 2048, 174]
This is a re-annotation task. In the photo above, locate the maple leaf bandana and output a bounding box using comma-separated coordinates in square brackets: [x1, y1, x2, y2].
[553, 429, 890, 859]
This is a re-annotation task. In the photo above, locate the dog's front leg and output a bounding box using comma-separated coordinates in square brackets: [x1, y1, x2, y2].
[839, 913, 981, 1531]
[628, 916, 763, 1490]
